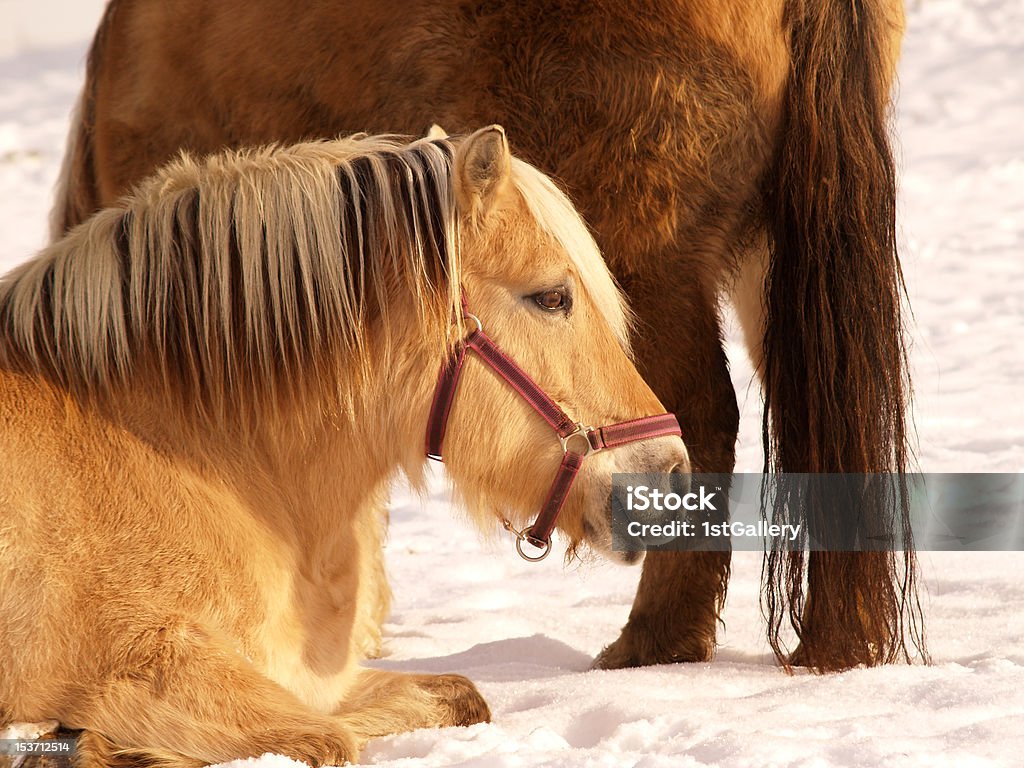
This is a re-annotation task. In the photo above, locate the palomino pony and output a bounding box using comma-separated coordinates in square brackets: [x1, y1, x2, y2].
[0, 128, 689, 765]
[55, 0, 925, 671]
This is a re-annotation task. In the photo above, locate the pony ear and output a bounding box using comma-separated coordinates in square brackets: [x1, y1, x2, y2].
[426, 124, 448, 139]
[454, 125, 512, 221]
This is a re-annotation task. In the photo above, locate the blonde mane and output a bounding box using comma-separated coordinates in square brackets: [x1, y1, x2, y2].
[0, 134, 631, 428]
[1, 136, 461, 422]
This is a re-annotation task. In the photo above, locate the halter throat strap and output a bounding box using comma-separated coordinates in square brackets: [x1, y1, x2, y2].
[425, 307, 682, 561]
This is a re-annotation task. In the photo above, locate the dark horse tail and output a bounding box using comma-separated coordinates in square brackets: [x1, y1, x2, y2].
[761, 0, 926, 671]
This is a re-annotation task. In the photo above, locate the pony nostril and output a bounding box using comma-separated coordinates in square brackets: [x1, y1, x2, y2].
[667, 460, 692, 495]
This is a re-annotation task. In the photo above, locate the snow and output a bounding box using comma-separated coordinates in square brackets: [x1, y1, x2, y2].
[1, 1, 1022, 766]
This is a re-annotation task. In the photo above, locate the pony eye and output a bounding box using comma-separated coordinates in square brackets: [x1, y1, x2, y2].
[533, 288, 570, 312]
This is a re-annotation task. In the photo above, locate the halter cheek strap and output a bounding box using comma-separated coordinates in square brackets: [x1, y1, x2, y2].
[425, 306, 682, 561]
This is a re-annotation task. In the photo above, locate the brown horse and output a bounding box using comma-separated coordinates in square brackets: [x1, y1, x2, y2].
[1, 128, 690, 764]
[54, 0, 924, 672]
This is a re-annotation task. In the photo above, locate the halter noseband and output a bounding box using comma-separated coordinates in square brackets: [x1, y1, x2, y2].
[425, 300, 682, 561]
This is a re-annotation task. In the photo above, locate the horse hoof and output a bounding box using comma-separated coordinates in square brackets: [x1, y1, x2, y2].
[592, 625, 715, 669]
[784, 641, 876, 673]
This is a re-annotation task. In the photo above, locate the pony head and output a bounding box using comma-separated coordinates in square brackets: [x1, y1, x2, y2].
[434, 126, 690, 560]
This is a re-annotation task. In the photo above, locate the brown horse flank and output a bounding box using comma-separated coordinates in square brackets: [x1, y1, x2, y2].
[1, 129, 689, 764]
[54, 0, 925, 671]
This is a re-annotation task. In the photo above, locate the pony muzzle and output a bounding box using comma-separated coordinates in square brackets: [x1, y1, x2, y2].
[425, 299, 682, 561]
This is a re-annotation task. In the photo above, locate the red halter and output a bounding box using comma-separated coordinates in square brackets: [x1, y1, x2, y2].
[425, 302, 682, 561]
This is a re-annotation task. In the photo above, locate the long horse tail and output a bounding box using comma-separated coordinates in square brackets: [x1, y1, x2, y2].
[760, 0, 927, 671]
[49, 0, 122, 240]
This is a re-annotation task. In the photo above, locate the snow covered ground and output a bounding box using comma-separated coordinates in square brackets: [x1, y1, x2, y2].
[1, 0, 1022, 766]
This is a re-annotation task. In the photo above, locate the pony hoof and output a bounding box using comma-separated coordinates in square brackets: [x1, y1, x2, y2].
[425, 673, 492, 726]
[267, 726, 358, 767]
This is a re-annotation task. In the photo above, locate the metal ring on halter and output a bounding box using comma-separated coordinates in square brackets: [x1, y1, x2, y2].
[503, 518, 552, 562]
[558, 423, 596, 457]
[464, 312, 483, 334]
[515, 529, 552, 562]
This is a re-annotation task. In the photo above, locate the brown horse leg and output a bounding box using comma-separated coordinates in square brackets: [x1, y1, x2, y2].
[66, 621, 356, 767]
[594, 549, 730, 668]
[595, 271, 737, 668]
[335, 668, 490, 747]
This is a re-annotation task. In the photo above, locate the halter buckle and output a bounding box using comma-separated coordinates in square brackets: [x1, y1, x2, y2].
[559, 423, 596, 457]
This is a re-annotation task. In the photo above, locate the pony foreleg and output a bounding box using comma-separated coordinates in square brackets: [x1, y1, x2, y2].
[334, 668, 490, 746]
[352, 498, 392, 660]
[64, 621, 357, 767]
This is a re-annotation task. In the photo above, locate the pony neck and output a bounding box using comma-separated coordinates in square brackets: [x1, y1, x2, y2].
[104, 332, 441, 557]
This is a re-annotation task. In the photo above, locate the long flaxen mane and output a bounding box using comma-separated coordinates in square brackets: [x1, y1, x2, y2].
[0, 136, 463, 426]
[3, 133, 631, 431]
